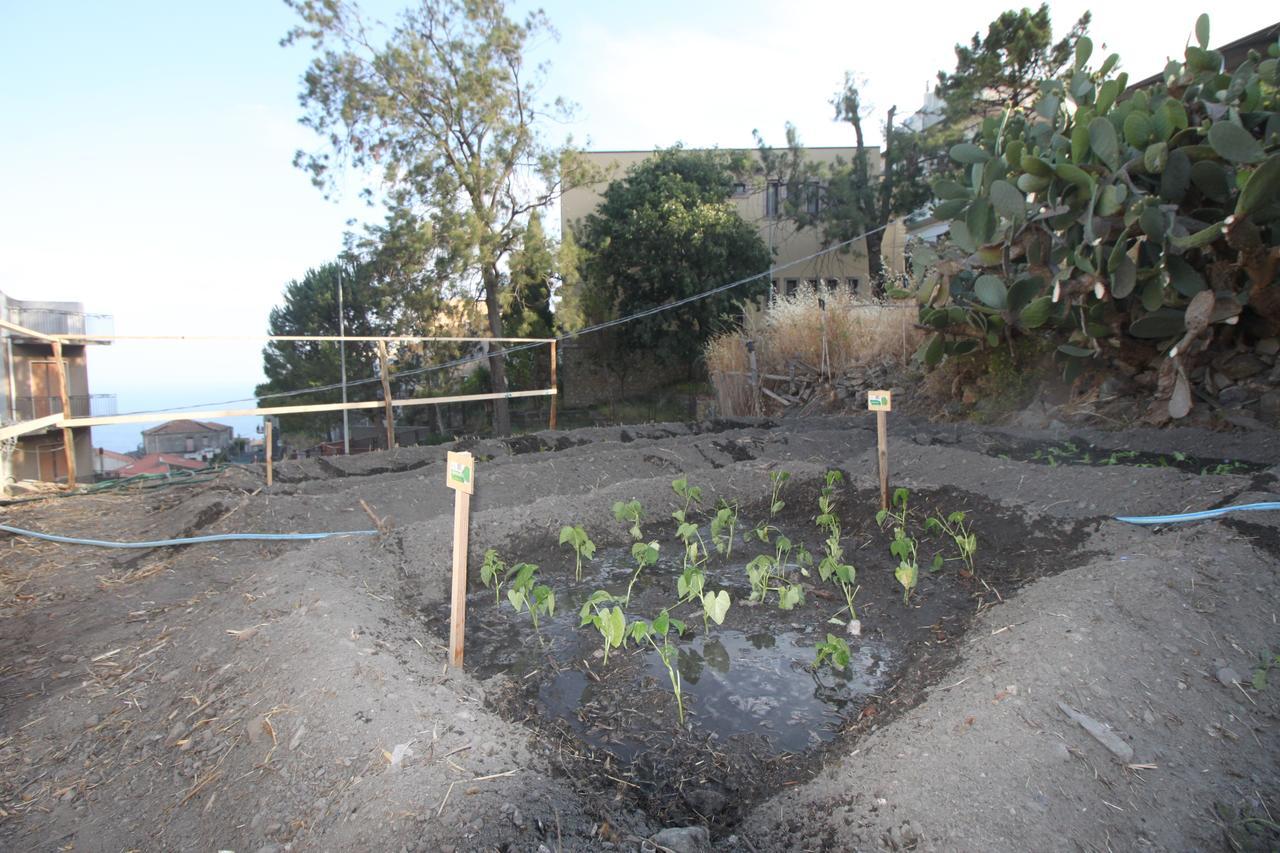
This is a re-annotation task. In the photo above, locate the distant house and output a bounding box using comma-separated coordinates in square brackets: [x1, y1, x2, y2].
[115, 453, 207, 477]
[93, 447, 134, 478]
[141, 419, 233, 456]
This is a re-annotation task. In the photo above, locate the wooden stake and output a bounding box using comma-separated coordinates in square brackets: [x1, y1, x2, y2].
[746, 339, 760, 416]
[445, 451, 475, 668]
[376, 340, 395, 450]
[264, 419, 273, 487]
[50, 340, 77, 488]
[548, 340, 558, 431]
[868, 390, 892, 510]
[876, 410, 889, 510]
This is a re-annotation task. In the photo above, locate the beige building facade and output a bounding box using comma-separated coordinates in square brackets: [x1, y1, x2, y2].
[560, 147, 884, 297]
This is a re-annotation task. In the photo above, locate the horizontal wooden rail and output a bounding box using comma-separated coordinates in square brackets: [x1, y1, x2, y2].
[0, 317, 58, 342]
[50, 334, 557, 344]
[0, 413, 64, 442]
[57, 388, 556, 429]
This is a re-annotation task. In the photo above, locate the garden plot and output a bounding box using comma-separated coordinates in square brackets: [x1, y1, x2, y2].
[417, 475, 1089, 830]
[0, 415, 1276, 853]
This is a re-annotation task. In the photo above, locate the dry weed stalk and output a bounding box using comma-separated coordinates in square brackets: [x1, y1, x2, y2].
[706, 284, 923, 415]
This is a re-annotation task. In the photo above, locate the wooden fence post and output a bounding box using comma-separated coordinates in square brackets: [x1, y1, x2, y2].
[265, 419, 273, 487]
[376, 340, 396, 450]
[746, 339, 760, 417]
[549, 340, 558, 431]
[868, 391, 892, 510]
[50, 340, 77, 488]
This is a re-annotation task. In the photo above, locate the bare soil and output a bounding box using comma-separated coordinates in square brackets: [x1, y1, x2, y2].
[1, 415, 1278, 852]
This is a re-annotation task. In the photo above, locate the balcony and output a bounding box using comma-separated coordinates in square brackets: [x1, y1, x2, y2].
[6, 307, 114, 341]
[11, 394, 118, 421]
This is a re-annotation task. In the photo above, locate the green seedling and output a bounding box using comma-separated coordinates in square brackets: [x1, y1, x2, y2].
[774, 533, 793, 572]
[924, 511, 978, 576]
[480, 549, 508, 604]
[814, 633, 851, 671]
[875, 487, 910, 529]
[795, 543, 813, 575]
[816, 470, 844, 534]
[709, 500, 739, 558]
[579, 590, 627, 665]
[778, 582, 805, 610]
[612, 499, 644, 540]
[626, 540, 660, 605]
[889, 527, 918, 605]
[1252, 650, 1280, 690]
[745, 554, 775, 603]
[701, 589, 731, 632]
[768, 470, 790, 518]
[506, 562, 555, 630]
[747, 519, 776, 544]
[558, 524, 596, 581]
[671, 477, 703, 523]
[629, 609, 688, 724]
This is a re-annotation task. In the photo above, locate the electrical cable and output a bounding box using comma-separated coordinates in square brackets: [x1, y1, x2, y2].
[0, 523, 377, 549]
[1114, 502, 1280, 525]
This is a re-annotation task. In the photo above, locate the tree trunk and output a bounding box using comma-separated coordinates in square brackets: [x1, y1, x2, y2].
[482, 266, 512, 436]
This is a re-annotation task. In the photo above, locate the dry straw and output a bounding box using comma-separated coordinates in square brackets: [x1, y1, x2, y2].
[705, 283, 922, 415]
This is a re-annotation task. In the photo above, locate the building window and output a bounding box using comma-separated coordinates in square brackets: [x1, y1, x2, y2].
[732, 181, 748, 197]
[185, 438, 195, 452]
[770, 278, 778, 296]
[806, 278, 819, 289]
[847, 277, 861, 293]
[783, 278, 799, 297]
[765, 181, 780, 219]
[826, 278, 841, 290]
[805, 182, 821, 215]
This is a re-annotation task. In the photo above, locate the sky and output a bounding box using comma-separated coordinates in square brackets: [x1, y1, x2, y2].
[1, 1, 1275, 450]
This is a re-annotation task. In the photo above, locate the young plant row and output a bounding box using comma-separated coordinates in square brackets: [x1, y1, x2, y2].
[479, 472, 983, 716]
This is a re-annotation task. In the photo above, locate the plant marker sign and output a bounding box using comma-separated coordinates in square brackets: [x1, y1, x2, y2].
[447, 451, 475, 494]
[447, 451, 475, 667]
[869, 390, 891, 509]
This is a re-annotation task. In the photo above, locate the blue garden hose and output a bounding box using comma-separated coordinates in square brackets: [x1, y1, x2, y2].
[1115, 502, 1280, 525]
[0, 523, 376, 549]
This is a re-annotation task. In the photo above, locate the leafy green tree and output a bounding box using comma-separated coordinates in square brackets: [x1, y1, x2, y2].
[757, 88, 932, 286]
[283, 0, 577, 436]
[501, 211, 555, 387]
[576, 148, 772, 389]
[936, 4, 1091, 123]
[255, 261, 395, 436]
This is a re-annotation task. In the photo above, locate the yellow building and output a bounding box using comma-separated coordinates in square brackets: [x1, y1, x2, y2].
[560, 147, 883, 297]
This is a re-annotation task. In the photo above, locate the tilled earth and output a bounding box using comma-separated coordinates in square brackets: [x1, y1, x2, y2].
[0, 415, 1278, 852]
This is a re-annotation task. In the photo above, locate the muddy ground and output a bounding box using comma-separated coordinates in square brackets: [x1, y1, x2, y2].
[1, 415, 1278, 852]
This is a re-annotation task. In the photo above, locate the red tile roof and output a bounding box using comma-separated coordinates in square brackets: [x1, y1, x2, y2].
[141, 419, 233, 436]
[115, 453, 208, 477]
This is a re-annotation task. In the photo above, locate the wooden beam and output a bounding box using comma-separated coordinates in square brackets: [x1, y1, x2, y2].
[50, 341, 77, 488]
[57, 388, 557, 429]
[0, 413, 62, 443]
[265, 419, 273, 487]
[548, 340, 558, 431]
[0, 317, 57, 342]
[376, 340, 395, 450]
[51, 333, 557, 344]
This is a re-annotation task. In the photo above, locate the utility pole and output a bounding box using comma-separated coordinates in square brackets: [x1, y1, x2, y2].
[338, 264, 350, 455]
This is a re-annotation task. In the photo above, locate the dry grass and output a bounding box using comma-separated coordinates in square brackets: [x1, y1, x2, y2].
[705, 283, 923, 415]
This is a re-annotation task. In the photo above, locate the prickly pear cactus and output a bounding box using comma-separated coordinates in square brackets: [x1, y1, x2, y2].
[911, 14, 1279, 421]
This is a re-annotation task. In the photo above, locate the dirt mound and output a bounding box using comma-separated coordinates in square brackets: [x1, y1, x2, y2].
[1, 415, 1277, 851]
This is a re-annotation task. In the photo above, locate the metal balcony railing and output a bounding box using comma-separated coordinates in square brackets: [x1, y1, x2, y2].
[6, 308, 114, 339]
[11, 394, 117, 420]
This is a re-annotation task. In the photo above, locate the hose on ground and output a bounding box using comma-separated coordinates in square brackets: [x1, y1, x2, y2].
[1114, 502, 1280, 525]
[0, 524, 376, 549]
